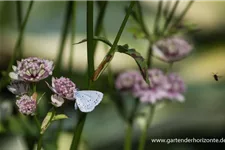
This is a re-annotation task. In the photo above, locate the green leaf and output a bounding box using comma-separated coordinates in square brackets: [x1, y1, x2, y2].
[41, 112, 53, 134]
[74, 36, 112, 47]
[52, 114, 68, 121]
[117, 44, 150, 85]
[41, 111, 68, 134]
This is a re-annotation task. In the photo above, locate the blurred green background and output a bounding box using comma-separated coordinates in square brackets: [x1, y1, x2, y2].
[0, 1, 225, 150]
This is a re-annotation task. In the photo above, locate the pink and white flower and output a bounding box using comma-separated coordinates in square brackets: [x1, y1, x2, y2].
[152, 37, 192, 63]
[16, 95, 37, 115]
[9, 57, 54, 82]
[116, 69, 186, 104]
[46, 77, 76, 100]
[164, 73, 186, 102]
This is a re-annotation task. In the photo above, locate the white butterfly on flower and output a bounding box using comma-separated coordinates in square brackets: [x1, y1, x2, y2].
[74, 90, 103, 112]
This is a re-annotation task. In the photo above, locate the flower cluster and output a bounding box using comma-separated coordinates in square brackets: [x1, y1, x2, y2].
[46, 77, 76, 107]
[152, 37, 192, 63]
[9, 57, 54, 82]
[16, 95, 37, 115]
[8, 57, 54, 115]
[115, 69, 186, 104]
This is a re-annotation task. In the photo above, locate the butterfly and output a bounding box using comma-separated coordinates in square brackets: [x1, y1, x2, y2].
[74, 90, 103, 112]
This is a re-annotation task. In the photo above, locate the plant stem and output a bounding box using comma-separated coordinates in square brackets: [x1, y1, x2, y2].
[93, 1, 108, 54]
[35, 114, 42, 150]
[69, 112, 87, 150]
[16, 1, 23, 59]
[171, 0, 194, 28]
[37, 134, 43, 150]
[0, 0, 33, 91]
[163, 1, 171, 19]
[136, 1, 151, 41]
[153, 1, 163, 36]
[138, 105, 155, 150]
[124, 99, 139, 150]
[162, 0, 179, 34]
[109, 1, 135, 55]
[87, 0, 94, 87]
[124, 123, 132, 150]
[147, 43, 153, 68]
[70, 2, 94, 150]
[55, 1, 73, 74]
[69, 1, 77, 75]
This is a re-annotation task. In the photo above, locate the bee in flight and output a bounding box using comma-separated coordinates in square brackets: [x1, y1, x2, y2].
[212, 72, 222, 81]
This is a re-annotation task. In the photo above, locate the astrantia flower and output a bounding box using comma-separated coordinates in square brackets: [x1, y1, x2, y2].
[165, 73, 186, 102]
[46, 77, 76, 100]
[16, 95, 36, 115]
[116, 69, 186, 104]
[9, 57, 54, 82]
[115, 70, 142, 91]
[7, 80, 30, 95]
[152, 37, 192, 63]
[133, 69, 169, 104]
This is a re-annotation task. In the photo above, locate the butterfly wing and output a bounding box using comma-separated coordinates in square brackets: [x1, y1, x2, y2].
[74, 90, 103, 112]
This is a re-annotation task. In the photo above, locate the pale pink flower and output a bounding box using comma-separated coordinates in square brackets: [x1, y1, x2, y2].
[46, 77, 76, 100]
[115, 70, 142, 91]
[9, 57, 54, 82]
[152, 37, 192, 63]
[165, 73, 186, 102]
[16, 95, 36, 115]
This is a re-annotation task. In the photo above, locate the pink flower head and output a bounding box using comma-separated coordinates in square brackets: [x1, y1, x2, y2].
[152, 37, 192, 63]
[9, 57, 54, 82]
[133, 69, 168, 104]
[115, 70, 142, 91]
[165, 73, 186, 102]
[46, 77, 76, 100]
[16, 95, 36, 115]
[116, 69, 186, 104]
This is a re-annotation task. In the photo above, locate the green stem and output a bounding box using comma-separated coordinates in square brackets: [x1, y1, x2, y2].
[153, 1, 163, 36]
[32, 83, 36, 93]
[16, 1, 23, 59]
[34, 114, 42, 150]
[163, 1, 171, 19]
[87, 1, 94, 87]
[69, 2, 77, 75]
[70, 2, 94, 150]
[16, 1, 23, 29]
[124, 99, 139, 150]
[93, 1, 135, 81]
[138, 105, 155, 150]
[162, 0, 179, 34]
[136, 1, 151, 41]
[0, 0, 33, 91]
[93, 1, 108, 54]
[37, 107, 55, 150]
[102, 28, 114, 89]
[124, 123, 132, 150]
[109, 1, 135, 55]
[171, 0, 194, 29]
[147, 43, 153, 68]
[34, 115, 40, 129]
[69, 112, 87, 150]
[55, 1, 73, 74]
[37, 134, 43, 150]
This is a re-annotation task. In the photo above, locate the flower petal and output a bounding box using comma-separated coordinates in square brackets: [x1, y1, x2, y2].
[51, 94, 64, 107]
